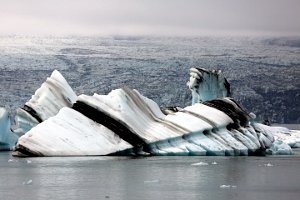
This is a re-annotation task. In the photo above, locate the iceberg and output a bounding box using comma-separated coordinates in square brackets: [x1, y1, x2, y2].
[14, 87, 276, 157]
[14, 70, 77, 135]
[0, 108, 18, 150]
[10, 68, 300, 156]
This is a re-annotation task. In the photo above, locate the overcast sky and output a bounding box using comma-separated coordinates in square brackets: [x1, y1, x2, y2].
[0, 0, 299, 36]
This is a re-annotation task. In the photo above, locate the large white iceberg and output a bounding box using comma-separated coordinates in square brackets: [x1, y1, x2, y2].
[11, 68, 300, 156]
[14, 87, 278, 157]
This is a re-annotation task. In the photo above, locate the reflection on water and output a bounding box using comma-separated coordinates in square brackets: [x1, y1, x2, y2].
[1, 151, 300, 200]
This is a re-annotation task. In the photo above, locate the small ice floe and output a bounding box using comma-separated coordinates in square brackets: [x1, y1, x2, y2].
[144, 180, 160, 184]
[191, 162, 209, 166]
[211, 161, 218, 165]
[8, 159, 15, 162]
[220, 185, 237, 189]
[264, 163, 274, 167]
[22, 179, 33, 185]
[26, 160, 32, 164]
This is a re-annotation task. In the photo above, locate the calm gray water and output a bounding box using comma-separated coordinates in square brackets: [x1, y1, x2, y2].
[1, 151, 300, 200]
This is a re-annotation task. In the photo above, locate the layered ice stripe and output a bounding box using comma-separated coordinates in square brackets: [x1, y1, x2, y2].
[75, 87, 242, 156]
[75, 87, 189, 144]
[14, 70, 77, 134]
[164, 104, 234, 156]
[14, 107, 132, 156]
[0, 108, 18, 150]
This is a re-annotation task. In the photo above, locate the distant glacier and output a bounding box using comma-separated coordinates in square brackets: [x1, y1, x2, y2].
[0, 35, 299, 124]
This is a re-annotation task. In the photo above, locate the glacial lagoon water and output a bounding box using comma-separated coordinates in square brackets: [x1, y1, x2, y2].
[1, 149, 300, 200]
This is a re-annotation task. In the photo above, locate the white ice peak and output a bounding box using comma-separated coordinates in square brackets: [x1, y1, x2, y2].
[14, 70, 77, 135]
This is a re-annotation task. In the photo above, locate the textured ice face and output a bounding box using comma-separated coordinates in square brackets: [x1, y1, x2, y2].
[14, 70, 77, 135]
[0, 108, 18, 150]
[187, 67, 230, 104]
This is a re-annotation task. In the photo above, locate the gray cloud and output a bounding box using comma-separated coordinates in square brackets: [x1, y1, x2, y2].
[0, 0, 299, 36]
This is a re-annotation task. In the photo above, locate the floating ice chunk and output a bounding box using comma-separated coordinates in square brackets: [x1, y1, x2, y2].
[262, 125, 300, 148]
[220, 185, 237, 189]
[23, 179, 33, 185]
[144, 180, 160, 184]
[266, 140, 293, 155]
[0, 108, 18, 150]
[220, 185, 230, 189]
[211, 161, 218, 165]
[264, 163, 274, 167]
[191, 162, 209, 166]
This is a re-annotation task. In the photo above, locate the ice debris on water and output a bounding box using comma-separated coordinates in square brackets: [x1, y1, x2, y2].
[22, 179, 33, 185]
[8, 159, 15, 162]
[191, 162, 209, 166]
[144, 180, 160, 184]
[26, 160, 32, 164]
[264, 163, 274, 167]
[211, 161, 218, 165]
[220, 185, 237, 189]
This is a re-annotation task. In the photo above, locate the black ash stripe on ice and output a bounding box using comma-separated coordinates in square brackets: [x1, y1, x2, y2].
[22, 105, 43, 123]
[203, 98, 250, 128]
[72, 101, 147, 148]
[122, 87, 190, 134]
[14, 144, 44, 157]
